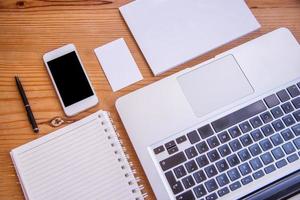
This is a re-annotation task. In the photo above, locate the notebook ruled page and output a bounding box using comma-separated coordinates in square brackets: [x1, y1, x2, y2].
[11, 111, 138, 200]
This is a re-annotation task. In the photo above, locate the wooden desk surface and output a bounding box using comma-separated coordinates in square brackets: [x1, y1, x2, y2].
[0, 0, 300, 199]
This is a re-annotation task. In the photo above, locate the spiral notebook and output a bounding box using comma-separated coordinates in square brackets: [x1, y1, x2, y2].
[10, 110, 145, 200]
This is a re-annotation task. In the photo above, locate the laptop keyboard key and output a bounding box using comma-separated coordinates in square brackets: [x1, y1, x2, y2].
[204, 179, 218, 192]
[160, 152, 187, 171]
[292, 97, 300, 109]
[207, 136, 220, 148]
[241, 175, 253, 185]
[272, 119, 285, 131]
[193, 184, 207, 198]
[174, 165, 187, 178]
[229, 139, 242, 152]
[218, 144, 231, 157]
[264, 164, 276, 174]
[282, 114, 296, 126]
[216, 173, 230, 187]
[250, 129, 264, 142]
[196, 141, 209, 154]
[287, 153, 299, 163]
[185, 160, 198, 173]
[196, 155, 209, 168]
[259, 138, 273, 151]
[238, 163, 252, 176]
[277, 89, 290, 102]
[187, 130, 200, 144]
[282, 102, 294, 114]
[293, 138, 300, 149]
[270, 133, 284, 146]
[264, 94, 280, 108]
[238, 149, 251, 161]
[182, 175, 195, 189]
[271, 147, 285, 160]
[198, 124, 214, 139]
[193, 170, 207, 183]
[168, 146, 179, 154]
[250, 157, 263, 170]
[165, 140, 176, 149]
[260, 152, 274, 165]
[293, 110, 300, 122]
[291, 124, 300, 135]
[204, 164, 218, 178]
[185, 146, 198, 159]
[261, 124, 275, 136]
[176, 135, 187, 144]
[281, 129, 295, 141]
[276, 159, 287, 168]
[154, 145, 165, 154]
[229, 126, 242, 138]
[218, 187, 230, 197]
[176, 190, 195, 200]
[253, 169, 265, 180]
[229, 181, 241, 191]
[250, 116, 263, 128]
[218, 131, 231, 143]
[228, 168, 241, 181]
[240, 134, 253, 147]
[287, 85, 300, 97]
[207, 149, 220, 162]
[239, 121, 252, 133]
[271, 107, 284, 119]
[216, 159, 229, 173]
[249, 143, 262, 156]
[227, 154, 240, 167]
[282, 142, 296, 154]
[260, 111, 273, 123]
[165, 171, 184, 194]
[206, 193, 218, 200]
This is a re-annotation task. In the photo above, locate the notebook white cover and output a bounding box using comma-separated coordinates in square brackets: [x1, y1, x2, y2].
[120, 0, 261, 75]
[10, 111, 144, 200]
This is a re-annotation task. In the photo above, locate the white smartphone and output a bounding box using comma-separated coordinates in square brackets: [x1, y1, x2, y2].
[43, 44, 98, 116]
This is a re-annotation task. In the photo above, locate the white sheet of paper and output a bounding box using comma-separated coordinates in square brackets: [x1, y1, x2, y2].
[94, 38, 143, 92]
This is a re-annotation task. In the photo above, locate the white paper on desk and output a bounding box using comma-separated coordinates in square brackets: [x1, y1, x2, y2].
[94, 38, 143, 92]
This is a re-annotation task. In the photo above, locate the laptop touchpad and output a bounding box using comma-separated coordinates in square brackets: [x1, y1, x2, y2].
[178, 55, 254, 118]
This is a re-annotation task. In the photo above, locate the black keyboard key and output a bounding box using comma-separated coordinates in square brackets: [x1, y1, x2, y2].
[218, 144, 231, 157]
[182, 175, 195, 189]
[193, 170, 207, 183]
[196, 155, 209, 168]
[293, 110, 300, 122]
[240, 121, 252, 133]
[292, 97, 300, 109]
[250, 116, 263, 128]
[275, 159, 287, 168]
[260, 152, 274, 165]
[249, 143, 262, 156]
[240, 134, 253, 147]
[287, 153, 299, 163]
[207, 149, 220, 162]
[250, 129, 264, 142]
[176, 135, 187, 144]
[229, 139, 242, 152]
[292, 124, 300, 135]
[259, 138, 273, 151]
[204, 164, 218, 178]
[272, 119, 285, 131]
[174, 165, 187, 178]
[185, 146, 198, 159]
[277, 89, 290, 102]
[293, 138, 300, 149]
[218, 187, 230, 197]
[212, 100, 267, 133]
[282, 114, 296, 126]
[238, 163, 252, 176]
[218, 131, 231, 143]
[261, 124, 275, 136]
[264, 164, 276, 174]
[260, 111, 273, 123]
[216, 173, 230, 187]
[154, 145, 165, 154]
[282, 102, 294, 114]
[187, 130, 200, 144]
[193, 184, 207, 198]
[176, 190, 195, 200]
[281, 129, 295, 141]
[168, 146, 179, 155]
[206, 193, 218, 200]
[264, 94, 280, 108]
[198, 124, 214, 139]
[165, 140, 176, 149]
[207, 136, 220, 148]
[241, 175, 253, 185]
[250, 157, 263, 170]
[228, 126, 242, 138]
[282, 142, 296, 154]
[270, 133, 284, 146]
[228, 168, 241, 181]
[160, 152, 187, 171]
[271, 107, 284, 119]
[287, 85, 300, 97]
[227, 154, 240, 167]
[271, 147, 285, 160]
[215, 159, 229, 173]
[253, 169, 265, 180]
[238, 149, 251, 161]
[204, 179, 218, 192]
[185, 160, 198, 173]
[196, 141, 209, 154]
[165, 171, 184, 194]
[229, 181, 241, 191]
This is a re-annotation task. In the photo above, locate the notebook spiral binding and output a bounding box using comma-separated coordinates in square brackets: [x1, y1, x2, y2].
[98, 112, 148, 200]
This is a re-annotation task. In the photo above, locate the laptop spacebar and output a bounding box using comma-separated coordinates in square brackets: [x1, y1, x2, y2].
[212, 100, 267, 133]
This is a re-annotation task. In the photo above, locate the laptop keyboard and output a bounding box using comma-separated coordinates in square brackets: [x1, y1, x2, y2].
[153, 82, 300, 200]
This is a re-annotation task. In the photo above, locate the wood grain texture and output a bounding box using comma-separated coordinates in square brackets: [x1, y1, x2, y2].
[0, 0, 300, 199]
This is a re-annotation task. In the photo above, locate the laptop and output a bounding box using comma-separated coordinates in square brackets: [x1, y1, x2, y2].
[116, 28, 300, 200]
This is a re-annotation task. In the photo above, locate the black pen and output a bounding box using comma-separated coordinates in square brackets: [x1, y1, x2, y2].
[15, 76, 39, 133]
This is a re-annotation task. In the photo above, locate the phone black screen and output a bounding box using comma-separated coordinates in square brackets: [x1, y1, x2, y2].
[47, 51, 94, 107]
